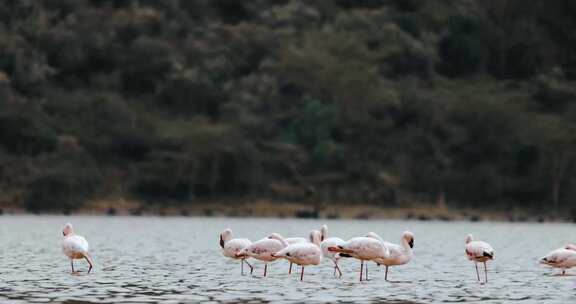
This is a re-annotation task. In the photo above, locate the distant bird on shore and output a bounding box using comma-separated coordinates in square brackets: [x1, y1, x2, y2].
[465, 234, 494, 283]
[61, 223, 94, 274]
[540, 246, 576, 275]
[320, 225, 349, 277]
[365, 231, 414, 281]
[272, 230, 323, 281]
[219, 229, 253, 275]
[237, 233, 287, 277]
[329, 236, 390, 281]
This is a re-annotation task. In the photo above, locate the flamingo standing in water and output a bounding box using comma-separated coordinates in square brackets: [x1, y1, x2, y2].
[465, 234, 494, 283]
[237, 233, 287, 277]
[329, 236, 390, 281]
[219, 229, 253, 275]
[366, 231, 414, 281]
[540, 246, 576, 275]
[61, 223, 94, 274]
[283, 227, 326, 274]
[320, 225, 349, 277]
[272, 230, 323, 281]
[284, 235, 307, 274]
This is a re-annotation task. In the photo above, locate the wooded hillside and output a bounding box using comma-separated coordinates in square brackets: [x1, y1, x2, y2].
[1, 0, 576, 213]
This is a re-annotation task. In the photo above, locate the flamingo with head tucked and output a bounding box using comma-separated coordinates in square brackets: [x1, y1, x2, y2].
[283, 227, 325, 274]
[283, 236, 307, 274]
[61, 223, 94, 274]
[366, 231, 414, 281]
[219, 229, 253, 275]
[540, 246, 576, 275]
[237, 233, 287, 277]
[465, 234, 494, 283]
[272, 230, 323, 281]
[329, 236, 390, 281]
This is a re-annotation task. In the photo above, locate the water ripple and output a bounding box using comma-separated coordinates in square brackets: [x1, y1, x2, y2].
[1, 216, 575, 303]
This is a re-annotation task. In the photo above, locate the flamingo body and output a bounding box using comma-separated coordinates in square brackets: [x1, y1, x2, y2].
[329, 236, 389, 281]
[540, 247, 576, 275]
[465, 234, 493, 283]
[367, 231, 414, 280]
[61, 223, 93, 273]
[274, 243, 322, 266]
[220, 229, 253, 274]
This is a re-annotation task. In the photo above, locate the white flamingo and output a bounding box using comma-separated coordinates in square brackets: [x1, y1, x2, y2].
[465, 234, 494, 283]
[237, 233, 287, 277]
[329, 236, 390, 281]
[283, 228, 324, 274]
[366, 231, 414, 281]
[61, 223, 94, 274]
[283, 236, 307, 274]
[320, 225, 349, 277]
[540, 246, 576, 275]
[219, 229, 253, 275]
[272, 230, 323, 281]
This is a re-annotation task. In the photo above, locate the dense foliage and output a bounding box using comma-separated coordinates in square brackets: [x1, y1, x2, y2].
[1, 0, 576, 212]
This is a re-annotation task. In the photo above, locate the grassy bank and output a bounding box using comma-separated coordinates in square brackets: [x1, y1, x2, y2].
[1, 199, 573, 223]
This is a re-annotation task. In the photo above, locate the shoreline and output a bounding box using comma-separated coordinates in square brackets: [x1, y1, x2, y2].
[1, 199, 573, 223]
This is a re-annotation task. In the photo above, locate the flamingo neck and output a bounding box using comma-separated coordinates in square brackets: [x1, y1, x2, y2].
[402, 238, 413, 255]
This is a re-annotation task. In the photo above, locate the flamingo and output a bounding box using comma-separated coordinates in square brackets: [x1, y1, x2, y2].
[237, 233, 287, 277]
[219, 229, 253, 275]
[540, 246, 576, 275]
[465, 234, 494, 283]
[319, 225, 349, 277]
[283, 228, 324, 274]
[283, 236, 307, 274]
[366, 231, 414, 281]
[272, 230, 323, 281]
[329, 236, 390, 281]
[61, 223, 94, 274]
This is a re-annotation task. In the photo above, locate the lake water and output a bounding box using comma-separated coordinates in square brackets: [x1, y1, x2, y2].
[0, 215, 575, 303]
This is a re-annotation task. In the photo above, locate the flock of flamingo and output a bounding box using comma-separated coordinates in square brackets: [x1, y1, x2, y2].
[60, 222, 576, 283]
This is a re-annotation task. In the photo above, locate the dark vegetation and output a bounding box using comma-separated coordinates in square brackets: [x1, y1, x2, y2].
[1, 0, 576, 214]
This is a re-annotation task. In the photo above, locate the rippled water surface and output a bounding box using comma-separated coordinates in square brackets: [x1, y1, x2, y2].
[1, 215, 575, 303]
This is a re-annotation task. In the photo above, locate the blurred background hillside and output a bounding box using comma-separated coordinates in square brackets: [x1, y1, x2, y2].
[1, 0, 576, 218]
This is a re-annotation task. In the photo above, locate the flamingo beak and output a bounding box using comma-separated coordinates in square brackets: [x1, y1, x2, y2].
[409, 239, 414, 249]
[329, 246, 353, 254]
[219, 236, 224, 248]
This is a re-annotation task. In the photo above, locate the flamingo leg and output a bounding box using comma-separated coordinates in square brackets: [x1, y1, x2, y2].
[359, 260, 364, 282]
[241, 259, 244, 275]
[562, 269, 566, 275]
[70, 260, 75, 273]
[300, 266, 305, 281]
[365, 262, 368, 281]
[483, 262, 488, 283]
[289, 262, 293, 274]
[84, 256, 93, 274]
[244, 259, 254, 275]
[333, 265, 337, 277]
[264, 264, 268, 277]
[385, 265, 389, 281]
[335, 261, 343, 277]
[474, 263, 480, 281]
